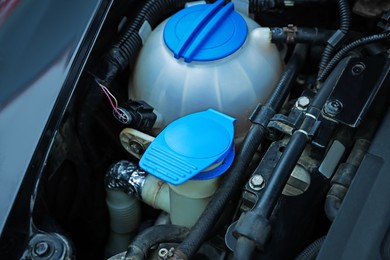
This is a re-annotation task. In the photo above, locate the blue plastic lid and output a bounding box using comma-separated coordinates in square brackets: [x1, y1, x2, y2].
[163, 0, 248, 63]
[139, 109, 236, 185]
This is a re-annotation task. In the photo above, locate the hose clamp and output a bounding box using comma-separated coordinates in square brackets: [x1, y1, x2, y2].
[284, 24, 297, 44]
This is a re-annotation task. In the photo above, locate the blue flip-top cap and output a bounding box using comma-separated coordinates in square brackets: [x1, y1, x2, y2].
[163, 0, 248, 63]
[139, 109, 236, 185]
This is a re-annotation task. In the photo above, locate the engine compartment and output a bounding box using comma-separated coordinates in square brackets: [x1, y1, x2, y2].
[5, 0, 390, 259]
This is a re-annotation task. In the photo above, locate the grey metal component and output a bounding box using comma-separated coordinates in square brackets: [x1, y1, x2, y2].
[249, 175, 265, 191]
[319, 140, 346, 178]
[296, 96, 310, 110]
[282, 164, 311, 196]
[105, 160, 147, 198]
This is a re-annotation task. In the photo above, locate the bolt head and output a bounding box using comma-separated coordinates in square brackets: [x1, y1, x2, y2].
[351, 62, 366, 76]
[296, 96, 310, 109]
[249, 175, 265, 191]
[33, 242, 50, 257]
[324, 99, 343, 116]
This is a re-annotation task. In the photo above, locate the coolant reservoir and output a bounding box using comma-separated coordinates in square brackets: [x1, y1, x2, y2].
[130, 0, 282, 140]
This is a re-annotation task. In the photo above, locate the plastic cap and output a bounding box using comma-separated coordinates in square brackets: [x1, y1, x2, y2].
[163, 0, 248, 63]
[139, 109, 236, 185]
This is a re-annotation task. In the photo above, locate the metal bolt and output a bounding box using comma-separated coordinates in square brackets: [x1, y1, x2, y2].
[351, 62, 366, 76]
[158, 248, 168, 259]
[128, 140, 145, 155]
[33, 242, 50, 257]
[158, 247, 175, 260]
[324, 99, 343, 116]
[296, 96, 310, 110]
[249, 175, 265, 191]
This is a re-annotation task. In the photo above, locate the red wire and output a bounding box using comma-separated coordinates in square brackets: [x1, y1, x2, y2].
[99, 85, 125, 119]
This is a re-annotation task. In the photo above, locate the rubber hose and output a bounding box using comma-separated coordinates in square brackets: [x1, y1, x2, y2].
[317, 0, 350, 76]
[325, 136, 374, 221]
[266, 44, 308, 111]
[234, 237, 256, 260]
[295, 236, 326, 260]
[99, 0, 187, 85]
[324, 191, 343, 221]
[271, 27, 334, 45]
[173, 44, 307, 259]
[256, 130, 309, 218]
[231, 59, 342, 258]
[318, 32, 390, 82]
[174, 124, 267, 259]
[124, 225, 189, 260]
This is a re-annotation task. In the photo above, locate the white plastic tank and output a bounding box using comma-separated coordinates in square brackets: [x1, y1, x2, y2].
[130, 0, 283, 140]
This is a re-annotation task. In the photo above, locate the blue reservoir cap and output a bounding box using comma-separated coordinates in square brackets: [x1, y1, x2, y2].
[163, 0, 248, 63]
[139, 109, 236, 185]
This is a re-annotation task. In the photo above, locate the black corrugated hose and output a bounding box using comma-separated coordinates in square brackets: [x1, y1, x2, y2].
[317, 0, 351, 77]
[318, 32, 390, 82]
[295, 236, 326, 260]
[97, 0, 188, 86]
[78, 0, 188, 163]
[171, 44, 308, 260]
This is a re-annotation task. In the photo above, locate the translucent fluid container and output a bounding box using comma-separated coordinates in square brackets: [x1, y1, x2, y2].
[130, 0, 283, 140]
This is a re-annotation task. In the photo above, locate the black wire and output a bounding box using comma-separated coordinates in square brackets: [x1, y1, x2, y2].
[317, 0, 351, 76]
[318, 32, 390, 82]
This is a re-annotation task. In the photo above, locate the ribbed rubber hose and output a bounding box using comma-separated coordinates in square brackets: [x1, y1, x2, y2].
[318, 32, 390, 82]
[172, 44, 307, 260]
[98, 0, 187, 85]
[125, 225, 189, 260]
[317, 0, 350, 76]
[295, 236, 326, 260]
[78, 0, 187, 163]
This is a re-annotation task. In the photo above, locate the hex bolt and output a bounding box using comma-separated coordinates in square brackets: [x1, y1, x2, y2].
[296, 96, 310, 110]
[33, 241, 50, 257]
[249, 174, 265, 191]
[324, 99, 343, 116]
[351, 62, 366, 76]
